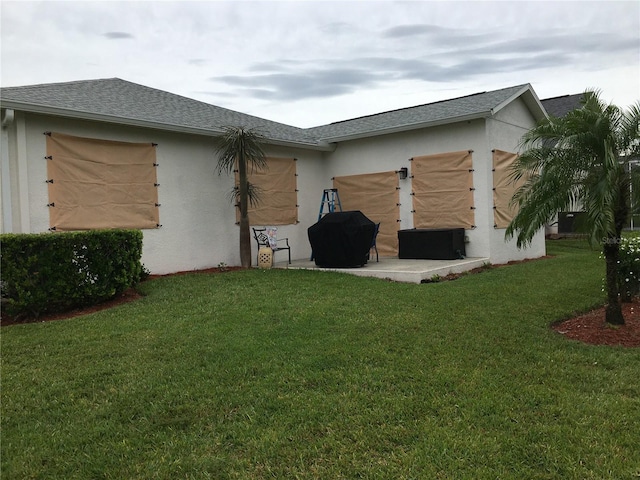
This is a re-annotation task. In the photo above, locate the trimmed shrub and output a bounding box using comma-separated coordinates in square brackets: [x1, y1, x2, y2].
[1, 229, 144, 318]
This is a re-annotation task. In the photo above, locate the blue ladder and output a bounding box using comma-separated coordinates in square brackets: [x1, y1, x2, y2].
[317, 188, 342, 221]
[311, 189, 343, 260]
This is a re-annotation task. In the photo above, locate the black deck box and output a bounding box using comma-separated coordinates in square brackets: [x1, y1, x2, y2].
[398, 228, 466, 260]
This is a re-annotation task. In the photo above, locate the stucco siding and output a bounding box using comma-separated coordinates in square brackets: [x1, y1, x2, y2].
[257, 144, 326, 264]
[487, 98, 546, 262]
[12, 113, 324, 273]
[4, 89, 547, 273]
[322, 120, 495, 259]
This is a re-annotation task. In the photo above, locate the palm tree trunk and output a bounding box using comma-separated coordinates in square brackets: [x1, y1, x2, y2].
[239, 215, 252, 268]
[603, 240, 625, 325]
[238, 152, 252, 268]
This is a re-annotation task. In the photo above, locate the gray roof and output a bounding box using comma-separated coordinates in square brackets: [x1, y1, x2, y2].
[0, 78, 323, 149]
[541, 93, 585, 118]
[306, 84, 546, 142]
[1, 78, 547, 148]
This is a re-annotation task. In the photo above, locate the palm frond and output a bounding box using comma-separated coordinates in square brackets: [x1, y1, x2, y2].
[228, 182, 263, 207]
[507, 90, 639, 248]
[214, 126, 268, 175]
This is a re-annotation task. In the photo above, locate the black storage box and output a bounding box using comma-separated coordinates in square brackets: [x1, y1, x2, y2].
[398, 228, 466, 260]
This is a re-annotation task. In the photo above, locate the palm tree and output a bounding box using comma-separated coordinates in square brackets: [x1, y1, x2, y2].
[215, 126, 268, 268]
[506, 91, 640, 325]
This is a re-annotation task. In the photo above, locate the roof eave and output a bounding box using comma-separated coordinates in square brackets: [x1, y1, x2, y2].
[0, 100, 334, 152]
[317, 112, 491, 143]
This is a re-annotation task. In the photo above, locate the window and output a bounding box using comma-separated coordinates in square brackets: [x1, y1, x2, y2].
[492, 149, 524, 228]
[236, 157, 298, 225]
[46, 132, 159, 230]
[411, 150, 475, 229]
[333, 171, 400, 256]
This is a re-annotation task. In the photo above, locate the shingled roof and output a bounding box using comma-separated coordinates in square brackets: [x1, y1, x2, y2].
[1, 78, 547, 148]
[540, 93, 585, 118]
[0, 78, 324, 149]
[305, 84, 546, 142]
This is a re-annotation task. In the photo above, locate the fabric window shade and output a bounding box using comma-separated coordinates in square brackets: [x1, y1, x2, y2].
[235, 157, 298, 226]
[411, 150, 474, 229]
[333, 171, 400, 256]
[493, 149, 525, 228]
[46, 132, 159, 230]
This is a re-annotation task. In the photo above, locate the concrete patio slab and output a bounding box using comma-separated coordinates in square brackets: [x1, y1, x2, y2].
[275, 256, 490, 284]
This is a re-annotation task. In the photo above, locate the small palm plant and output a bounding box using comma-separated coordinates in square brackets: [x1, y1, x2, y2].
[215, 126, 268, 268]
[506, 91, 640, 325]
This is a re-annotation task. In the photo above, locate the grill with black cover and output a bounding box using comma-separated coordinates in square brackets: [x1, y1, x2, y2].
[308, 211, 376, 267]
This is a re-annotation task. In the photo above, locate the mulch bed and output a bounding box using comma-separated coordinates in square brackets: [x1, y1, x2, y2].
[2, 263, 639, 347]
[552, 300, 640, 347]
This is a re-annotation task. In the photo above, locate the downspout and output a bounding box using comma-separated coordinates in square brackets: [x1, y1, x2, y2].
[1, 109, 14, 233]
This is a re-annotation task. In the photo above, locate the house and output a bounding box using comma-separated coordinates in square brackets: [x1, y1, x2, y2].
[540, 93, 584, 118]
[539, 93, 586, 235]
[0, 78, 548, 274]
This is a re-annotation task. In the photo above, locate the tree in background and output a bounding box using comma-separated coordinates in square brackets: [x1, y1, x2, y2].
[506, 91, 640, 325]
[215, 126, 267, 268]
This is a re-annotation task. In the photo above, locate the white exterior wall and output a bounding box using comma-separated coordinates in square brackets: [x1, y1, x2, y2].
[256, 144, 326, 263]
[322, 120, 497, 259]
[7, 113, 324, 273]
[322, 109, 545, 264]
[4, 96, 545, 273]
[1, 111, 31, 234]
[486, 98, 546, 263]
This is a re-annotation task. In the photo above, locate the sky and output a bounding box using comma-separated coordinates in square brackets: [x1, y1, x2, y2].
[1, 0, 639, 128]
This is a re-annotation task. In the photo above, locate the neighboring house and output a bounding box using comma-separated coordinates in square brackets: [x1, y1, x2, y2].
[0, 78, 548, 273]
[540, 93, 586, 235]
[540, 93, 584, 118]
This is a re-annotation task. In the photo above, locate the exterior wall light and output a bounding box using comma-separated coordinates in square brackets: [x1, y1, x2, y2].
[398, 167, 408, 180]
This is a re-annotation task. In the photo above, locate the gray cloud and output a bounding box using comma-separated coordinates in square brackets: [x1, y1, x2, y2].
[382, 24, 494, 48]
[212, 68, 385, 100]
[102, 32, 134, 39]
[382, 24, 449, 38]
[464, 32, 639, 57]
[248, 59, 305, 73]
[210, 48, 578, 102]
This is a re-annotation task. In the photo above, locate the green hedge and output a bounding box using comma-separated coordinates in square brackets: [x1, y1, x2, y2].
[1, 229, 144, 318]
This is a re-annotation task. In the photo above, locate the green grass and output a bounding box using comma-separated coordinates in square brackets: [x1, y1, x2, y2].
[2, 239, 639, 479]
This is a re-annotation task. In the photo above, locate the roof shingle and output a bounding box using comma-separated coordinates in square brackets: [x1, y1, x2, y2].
[540, 93, 585, 118]
[0, 78, 322, 147]
[1, 78, 547, 147]
[305, 84, 539, 141]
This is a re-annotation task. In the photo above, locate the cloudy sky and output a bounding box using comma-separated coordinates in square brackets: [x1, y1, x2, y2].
[1, 0, 639, 127]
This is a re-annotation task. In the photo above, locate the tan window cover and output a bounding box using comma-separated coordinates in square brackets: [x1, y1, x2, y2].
[333, 171, 400, 256]
[46, 132, 159, 231]
[493, 149, 525, 228]
[411, 151, 474, 229]
[236, 157, 298, 226]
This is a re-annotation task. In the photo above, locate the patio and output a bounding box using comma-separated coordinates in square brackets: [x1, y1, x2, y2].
[276, 256, 490, 284]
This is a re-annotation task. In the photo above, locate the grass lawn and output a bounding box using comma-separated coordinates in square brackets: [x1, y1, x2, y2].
[2, 239, 639, 479]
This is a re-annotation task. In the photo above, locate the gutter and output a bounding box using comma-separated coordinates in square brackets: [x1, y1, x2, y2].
[0, 100, 336, 152]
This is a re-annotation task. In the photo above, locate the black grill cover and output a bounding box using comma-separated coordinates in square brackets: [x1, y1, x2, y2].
[308, 211, 376, 267]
